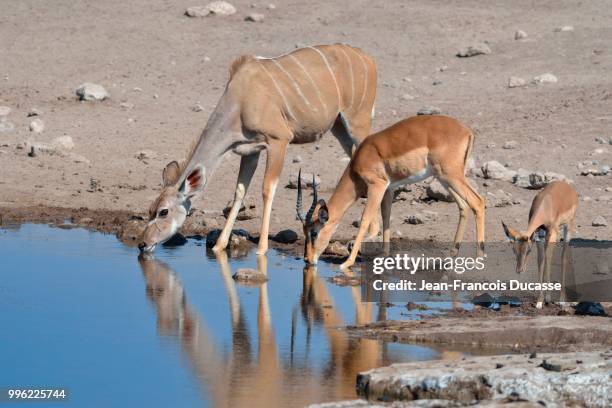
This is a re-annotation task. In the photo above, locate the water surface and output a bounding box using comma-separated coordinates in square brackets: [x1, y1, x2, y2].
[1, 224, 476, 407]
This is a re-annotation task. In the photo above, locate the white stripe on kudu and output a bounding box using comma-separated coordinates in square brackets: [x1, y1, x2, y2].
[271, 59, 317, 113]
[338, 46, 355, 110]
[258, 61, 296, 121]
[346, 46, 368, 111]
[288, 54, 328, 115]
[307, 46, 342, 111]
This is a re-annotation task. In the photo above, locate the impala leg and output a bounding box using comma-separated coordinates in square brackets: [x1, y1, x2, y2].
[213, 152, 260, 252]
[543, 229, 558, 306]
[447, 186, 470, 257]
[341, 182, 387, 270]
[257, 141, 288, 255]
[445, 176, 486, 257]
[381, 189, 393, 254]
[536, 239, 546, 309]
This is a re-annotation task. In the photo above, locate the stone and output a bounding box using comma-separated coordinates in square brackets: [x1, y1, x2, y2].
[206, 1, 236, 15]
[502, 140, 518, 149]
[245, 13, 264, 22]
[400, 93, 415, 101]
[573, 301, 607, 316]
[482, 161, 516, 182]
[532, 73, 558, 85]
[325, 241, 350, 257]
[554, 25, 574, 32]
[406, 211, 437, 225]
[233, 268, 268, 284]
[426, 179, 453, 202]
[514, 30, 527, 40]
[592, 215, 607, 227]
[76, 82, 109, 101]
[162, 234, 188, 247]
[52, 136, 75, 151]
[191, 103, 204, 112]
[329, 273, 360, 286]
[456, 43, 491, 57]
[286, 172, 320, 189]
[135, 150, 158, 161]
[28, 118, 43, 133]
[508, 76, 527, 88]
[267, 3, 276, 9]
[595, 137, 606, 144]
[581, 167, 609, 176]
[185, 6, 210, 17]
[273, 229, 298, 244]
[223, 199, 255, 220]
[292, 155, 302, 163]
[416, 106, 441, 115]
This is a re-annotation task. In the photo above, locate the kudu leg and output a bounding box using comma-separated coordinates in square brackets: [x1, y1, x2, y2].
[341, 182, 387, 270]
[257, 141, 288, 255]
[213, 152, 260, 252]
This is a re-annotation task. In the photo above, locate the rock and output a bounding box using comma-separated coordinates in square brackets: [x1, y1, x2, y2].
[595, 136, 606, 144]
[406, 211, 437, 225]
[76, 82, 109, 101]
[432, 79, 442, 86]
[135, 149, 158, 161]
[581, 167, 610, 176]
[456, 43, 491, 57]
[532, 73, 558, 85]
[502, 140, 518, 149]
[554, 25, 574, 32]
[117, 219, 146, 245]
[507, 76, 527, 88]
[52, 136, 75, 151]
[29, 118, 44, 133]
[426, 179, 453, 202]
[329, 273, 360, 286]
[185, 6, 210, 17]
[273, 229, 298, 244]
[482, 161, 516, 182]
[400, 93, 415, 101]
[245, 13, 264, 22]
[573, 302, 608, 316]
[325, 241, 350, 257]
[591, 215, 607, 227]
[205, 228, 250, 249]
[417, 106, 441, 115]
[267, 3, 276, 10]
[162, 233, 188, 247]
[191, 103, 204, 112]
[120, 102, 134, 109]
[292, 155, 302, 163]
[0, 106, 11, 118]
[286, 172, 320, 189]
[513, 169, 567, 189]
[233, 268, 268, 284]
[514, 30, 527, 40]
[0, 121, 15, 133]
[351, 220, 360, 228]
[206, 1, 236, 15]
[27, 146, 37, 157]
[222, 199, 255, 220]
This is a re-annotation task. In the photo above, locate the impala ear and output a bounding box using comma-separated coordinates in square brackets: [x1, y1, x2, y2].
[317, 199, 329, 225]
[162, 161, 181, 187]
[502, 221, 520, 242]
[180, 165, 205, 197]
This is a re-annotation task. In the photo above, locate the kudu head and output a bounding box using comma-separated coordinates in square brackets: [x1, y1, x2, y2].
[502, 221, 534, 274]
[296, 170, 331, 265]
[139, 161, 204, 252]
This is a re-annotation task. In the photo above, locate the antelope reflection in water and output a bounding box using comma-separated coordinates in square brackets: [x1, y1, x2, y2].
[137, 253, 460, 407]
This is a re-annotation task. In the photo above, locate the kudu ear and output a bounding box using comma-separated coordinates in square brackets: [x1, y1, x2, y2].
[162, 161, 181, 187]
[502, 221, 520, 241]
[179, 165, 205, 197]
[317, 200, 329, 224]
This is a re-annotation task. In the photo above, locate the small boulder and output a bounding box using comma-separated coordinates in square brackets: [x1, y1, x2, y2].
[185, 6, 210, 17]
[532, 73, 558, 85]
[573, 301, 608, 316]
[29, 118, 44, 133]
[325, 241, 350, 257]
[502, 140, 518, 149]
[76, 82, 109, 101]
[406, 210, 438, 225]
[514, 30, 527, 40]
[482, 161, 516, 182]
[206, 1, 236, 15]
[417, 106, 441, 115]
[554, 25, 574, 32]
[592, 215, 607, 227]
[508, 77, 527, 88]
[456, 43, 491, 57]
[162, 234, 188, 247]
[223, 199, 256, 220]
[233, 268, 268, 284]
[245, 13, 264, 22]
[273, 229, 298, 244]
[426, 179, 453, 202]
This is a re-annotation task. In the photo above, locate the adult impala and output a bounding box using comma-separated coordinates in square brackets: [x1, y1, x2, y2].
[502, 180, 578, 308]
[139, 44, 377, 253]
[297, 115, 485, 269]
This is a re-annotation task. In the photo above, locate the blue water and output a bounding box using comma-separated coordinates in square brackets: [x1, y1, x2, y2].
[0, 224, 477, 407]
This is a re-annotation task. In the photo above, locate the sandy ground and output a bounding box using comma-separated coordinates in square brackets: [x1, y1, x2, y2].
[1, 0, 612, 245]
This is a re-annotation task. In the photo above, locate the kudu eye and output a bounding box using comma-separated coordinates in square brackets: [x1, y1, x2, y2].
[158, 209, 169, 218]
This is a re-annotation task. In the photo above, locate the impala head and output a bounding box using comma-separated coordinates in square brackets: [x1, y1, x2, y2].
[139, 161, 205, 252]
[296, 170, 332, 265]
[502, 221, 534, 274]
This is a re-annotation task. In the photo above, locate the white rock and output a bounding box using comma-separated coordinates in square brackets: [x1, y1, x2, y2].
[555, 25, 574, 32]
[245, 13, 264, 22]
[267, 3, 276, 9]
[52, 136, 75, 150]
[426, 179, 453, 202]
[508, 76, 527, 88]
[206, 1, 236, 15]
[482, 161, 516, 182]
[400, 94, 415, 101]
[29, 118, 44, 133]
[417, 106, 441, 115]
[592, 216, 607, 227]
[185, 6, 210, 17]
[532, 73, 558, 85]
[503, 140, 518, 149]
[76, 83, 109, 101]
[514, 30, 527, 40]
[456, 43, 491, 57]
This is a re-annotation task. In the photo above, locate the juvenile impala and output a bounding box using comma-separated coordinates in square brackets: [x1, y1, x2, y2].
[297, 115, 485, 269]
[502, 180, 578, 308]
[139, 44, 377, 254]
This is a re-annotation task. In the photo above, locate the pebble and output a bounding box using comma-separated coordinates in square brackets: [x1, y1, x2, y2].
[267, 4, 276, 10]
[191, 103, 204, 112]
[591, 215, 607, 227]
[233, 268, 268, 284]
[554, 25, 574, 32]
[400, 94, 415, 101]
[292, 155, 302, 163]
[456, 43, 491, 57]
[76, 83, 109, 101]
[273, 229, 298, 244]
[206, 1, 237, 15]
[29, 118, 44, 133]
[503, 140, 518, 149]
[245, 13, 264, 22]
[406, 210, 438, 225]
[185, 6, 210, 17]
[325, 241, 350, 257]
[417, 106, 441, 115]
[532, 73, 558, 85]
[508, 76, 527, 88]
[514, 30, 527, 40]
[595, 137, 606, 144]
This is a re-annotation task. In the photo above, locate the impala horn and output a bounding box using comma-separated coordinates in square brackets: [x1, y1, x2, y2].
[305, 173, 318, 223]
[296, 169, 306, 224]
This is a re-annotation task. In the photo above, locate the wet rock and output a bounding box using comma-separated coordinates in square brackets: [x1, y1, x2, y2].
[29, 118, 44, 133]
[233, 268, 268, 284]
[554, 25, 574, 32]
[514, 29, 527, 40]
[329, 273, 360, 286]
[223, 199, 256, 220]
[573, 301, 607, 316]
[117, 219, 146, 245]
[482, 161, 516, 182]
[508, 76, 527, 88]
[325, 241, 350, 257]
[532, 73, 558, 85]
[185, 6, 210, 17]
[405, 302, 428, 311]
[417, 106, 441, 115]
[286, 172, 320, 189]
[426, 179, 453, 202]
[245, 13, 264, 22]
[502, 140, 518, 149]
[162, 233, 188, 247]
[206, 1, 236, 15]
[456, 43, 491, 57]
[76, 82, 109, 101]
[472, 292, 494, 307]
[273, 229, 298, 244]
[591, 215, 607, 227]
